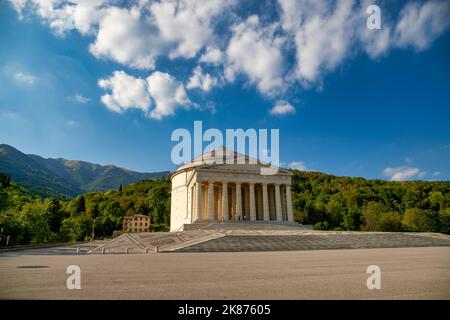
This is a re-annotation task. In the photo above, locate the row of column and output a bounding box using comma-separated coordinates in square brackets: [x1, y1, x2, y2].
[194, 181, 294, 222]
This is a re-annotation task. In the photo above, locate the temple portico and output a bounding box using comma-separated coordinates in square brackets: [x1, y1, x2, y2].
[170, 149, 294, 231]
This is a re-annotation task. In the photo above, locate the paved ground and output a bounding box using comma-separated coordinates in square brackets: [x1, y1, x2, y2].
[0, 247, 449, 299]
[175, 233, 450, 252]
[0, 241, 104, 256]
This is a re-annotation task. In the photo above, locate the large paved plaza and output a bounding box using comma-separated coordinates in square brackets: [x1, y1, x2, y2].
[1, 246, 449, 299]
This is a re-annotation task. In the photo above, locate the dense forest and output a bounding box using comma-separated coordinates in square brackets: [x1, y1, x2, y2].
[291, 171, 450, 233]
[0, 172, 170, 246]
[0, 170, 449, 246]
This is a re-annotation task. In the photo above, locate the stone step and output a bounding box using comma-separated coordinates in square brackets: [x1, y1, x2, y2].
[182, 221, 311, 231]
[174, 233, 450, 252]
[88, 234, 149, 254]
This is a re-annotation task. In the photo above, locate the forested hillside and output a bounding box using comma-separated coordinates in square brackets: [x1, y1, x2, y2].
[0, 172, 170, 246]
[0, 144, 169, 198]
[1, 169, 449, 246]
[291, 171, 450, 233]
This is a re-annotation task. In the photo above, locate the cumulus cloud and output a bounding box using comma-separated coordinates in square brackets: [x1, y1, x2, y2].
[394, 0, 450, 51]
[11, 0, 233, 69]
[288, 161, 307, 171]
[279, 0, 363, 83]
[225, 15, 286, 95]
[9, 0, 104, 35]
[383, 166, 427, 181]
[98, 70, 151, 113]
[150, 0, 234, 59]
[98, 70, 191, 120]
[8, 0, 450, 118]
[199, 46, 224, 65]
[186, 66, 219, 92]
[146, 71, 192, 119]
[278, 0, 450, 84]
[90, 6, 161, 70]
[269, 100, 295, 116]
[13, 71, 36, 84]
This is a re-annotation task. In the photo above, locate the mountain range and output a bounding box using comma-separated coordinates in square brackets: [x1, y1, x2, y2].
[0, 144, 169, 198]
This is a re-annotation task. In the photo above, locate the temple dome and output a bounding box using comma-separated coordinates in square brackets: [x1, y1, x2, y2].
[175, 147, 257, 172]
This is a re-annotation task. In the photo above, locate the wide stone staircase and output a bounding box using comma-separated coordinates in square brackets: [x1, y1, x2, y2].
[87, 230, 225, 254]
[87, 221, 309, 254]
[86, 222, 450, 254]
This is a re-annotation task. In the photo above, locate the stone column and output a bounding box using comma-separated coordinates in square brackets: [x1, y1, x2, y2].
[235, 182, 242, 221]
[262, 183, 270, 221]
[249, 183, 256, 221]
[231, 186, 236, 219]
[286, 184, 294, 222]
[275, 184, 282, 221]
[222, 182, 228, 221]
[207, 181, 215, 220]
[195, 181, 202, 221]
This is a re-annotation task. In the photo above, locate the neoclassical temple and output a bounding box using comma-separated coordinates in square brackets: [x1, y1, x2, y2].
[170, 149, 294, 231]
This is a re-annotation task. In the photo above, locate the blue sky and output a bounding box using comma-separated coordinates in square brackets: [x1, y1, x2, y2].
[1, 0, 450, 181]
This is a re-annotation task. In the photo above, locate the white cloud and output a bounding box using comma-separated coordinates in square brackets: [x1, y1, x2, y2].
[69, 94, 90, 104]
[9, 0, 27, 19]
[357, 3, 391, 58]
[394, 0, 450, 51]
[288, 161, 307, 171]
[13, 71, 36, 84]
[383, 166, 426, 181]
[9, 0, 105, 35]
[150, 0, 234, 59]
[70, 0, 104, 35]
[226, 15, 286, 95]
[278, 0, 359, 83]
[12, 0, 233, 70]
[98, 70, 192, 120]
[90, 6, 161, 70]
[9, 0, 450, 116]
[98, 70, 151, 113]
[146, 71, 192, 120]
[432, 171, 441, 177]
[199, 46, 224, 65]
[186, 66, 219, 92]
[269, 100, 295, 116]
[277, 0, 450, 83]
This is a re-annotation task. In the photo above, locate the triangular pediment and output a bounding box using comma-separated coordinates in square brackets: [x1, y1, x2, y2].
[176, 147, 291, 175]
[197, 162, 292, 175]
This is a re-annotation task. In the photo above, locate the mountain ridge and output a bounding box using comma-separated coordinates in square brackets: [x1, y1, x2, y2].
[0, 144, 169, 198]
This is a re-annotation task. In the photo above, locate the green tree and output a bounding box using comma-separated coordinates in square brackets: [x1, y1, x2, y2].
[0, 172, 11, 188]
[0, 209, 26, 245]
[377, 212, 402, 232]
[68, 195, 86, 216]
[86, 203, 100, 218]
[361, 202, 386, 231]
[439, 208, 450, 234]
[428, 191, 444, 212]
[148, 184, 170, 225]
[326, 194, 345, 228]
[20, 200, 53, 243]
[60, 217, 83, 242]
[342, 206, 361, 230]
[402, 208, 431, 232]
[45, 198, 64, 233]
